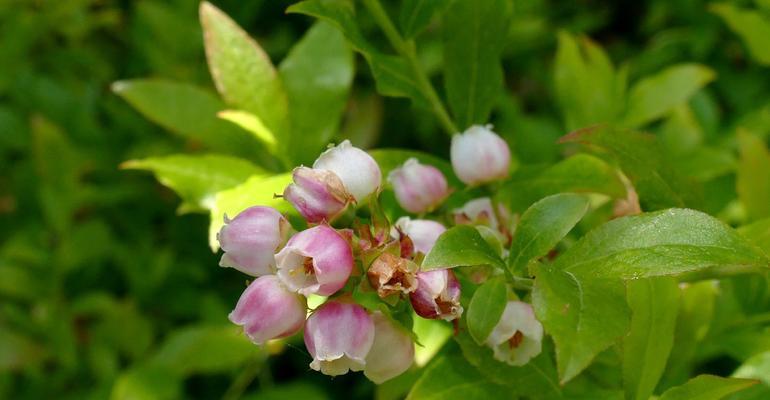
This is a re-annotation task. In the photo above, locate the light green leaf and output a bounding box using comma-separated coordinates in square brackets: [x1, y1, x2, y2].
[399, 0, 452, 39]
[554, 32, 627, 131]
[122, 154, 261, 213]
[112, 79, 262, 158]
[733, 351, 770, 385]
[659, 375, 756, 400]
[111, 364, 181, 400]
[507, 193, 589, 275]
[737, 131, 770, 221]
[406, 355, 503, 400]
[621, 64, 715, 128]
[560, 126, 698, 210]
[422, 225, 505, 271]
[711, 3, 770, 66]
[739, 218, 770, 255]
[200, 1, 288, 138]
[467, 276, 507, 345]
[217, 110, 277, 150]
[153, 325, 262, 375]
[279, 21, 354, 164]
[622, 277, 679, 400]
[497, 154, 626, 213]
[209, 173, 294, 251]
[443, 0, 510, 128]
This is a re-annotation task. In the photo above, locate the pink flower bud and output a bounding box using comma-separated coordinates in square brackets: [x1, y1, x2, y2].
[452, 197, 499, 231]
[217, 206, 291, 276]
[304, 301, 375, 376]
[313, 140, 382, 202]
[284, 167, 353, 223]
[229, 275, 306, 344]
[364, 312, 415, 384]
[410, 269, 463, 321]
[392, 217, 446, 256]
[451, 125, 511, 185]
[276, 225, 353, 296]
[387, 158, 450, 213]
[485, 301, 543, 366]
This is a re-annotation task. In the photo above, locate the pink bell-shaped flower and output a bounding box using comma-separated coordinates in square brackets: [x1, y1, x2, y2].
[217, 206, 291, 276]
[313, 140, 382, 202]
[451, 125, 511, 185]
[364, 312, 415, 384]
[452, 197, 500, 231]
[410, 269, 463, 321]
[387, 158, 450, 213]
[304, 301, 375, 376]
[228, 275, 306, 344]
[392, 217, 446, 256]
[276, 225, 353, 296]
[485, 301, 544, 366]
[283, 167, 353, 223]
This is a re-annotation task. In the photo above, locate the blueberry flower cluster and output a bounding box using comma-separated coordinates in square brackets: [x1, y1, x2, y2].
[217, 125, 543, 383]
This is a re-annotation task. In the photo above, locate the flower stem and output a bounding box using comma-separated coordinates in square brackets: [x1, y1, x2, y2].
[361, 0, 458, 136]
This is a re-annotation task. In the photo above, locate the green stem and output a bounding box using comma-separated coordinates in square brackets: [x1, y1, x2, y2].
[361, 0, 458, 136]
[221, 357, 264, 400]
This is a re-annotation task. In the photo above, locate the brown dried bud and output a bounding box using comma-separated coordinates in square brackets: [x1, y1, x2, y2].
[367, 253, 418, 298]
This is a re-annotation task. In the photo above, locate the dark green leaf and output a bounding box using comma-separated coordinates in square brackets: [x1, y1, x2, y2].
[737, 131, 770, 221]
[467, 276, 507, 345]
[711, 3, 770, 66]
[200, 2, 288, 137]
[621, 64, 714, 128]
[443, 0, 510, 128]
[622, 277, 680, 400]
[399, 0, 452, 39]
[507, 193, 589, 275]
[422, 225, 505, 270]
[122, 154, 261, 213]
[279, 22, 354, 164]
[659, 375, 756, 400]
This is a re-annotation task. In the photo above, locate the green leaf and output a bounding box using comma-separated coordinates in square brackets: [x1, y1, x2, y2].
[621, 64, 715, 128]
[534, 209, 769, 383]
[737, 131, 770, 222]
[217, 109, 278, 150]
[507, 193, 589, 275]
[122, 154, 261, 213]
[739, 218, 770, 255]
[560, 126, 698, 210]
[0, 328, 45, 371]
[406, 355, 503, 400]
[199, 1, 288, 138]
[209, 173, 294, 251]
[153, 325, 262, 375]
[279, 21, 354, 164]
[288, 0, 429, 106]
[112, 79, 262, 158]
[443, 0, 510, 128]
[111, 364, 181, 400]
[659, 375, 756, 400]
[498, 154, 626, 213]
[554, 32, 627, 131]
[733, 351, 770, 385]
[467, 276, 507, 345]
[399, 0, 452, 39]
[622, 277, 680, 400]
[422, 225, 505, 270]
[711, 3, 770, 66]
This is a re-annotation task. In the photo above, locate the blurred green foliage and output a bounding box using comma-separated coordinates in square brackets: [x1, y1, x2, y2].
[3, 0, 770, 398]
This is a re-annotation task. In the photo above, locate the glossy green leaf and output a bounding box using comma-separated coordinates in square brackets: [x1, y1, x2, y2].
[122, 154, 261, 213]
[112, 79, 262, 158]
[659, 375, 756, 400]
[422, 225, 505, 270]
[279, 21, 354, 164]
[711, 3, 770, 66]
[200, 2, 288, 137]
[737, 131, 770, 221]
[406, 355, 503, 400]
[622, 277, 679, 400]
[561, 126, 698, 210]
[621, 64, 715, 128]
[209, 173, 294, 251]
[399, 0, 452, 39]
[443, 0, 510, 128]
[467, 276, 507, 345]
[507, 193, 589, 274]
[554, 32, 627, 131]
[217, 109, 278, 150]
[498, 154, 626, 213]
